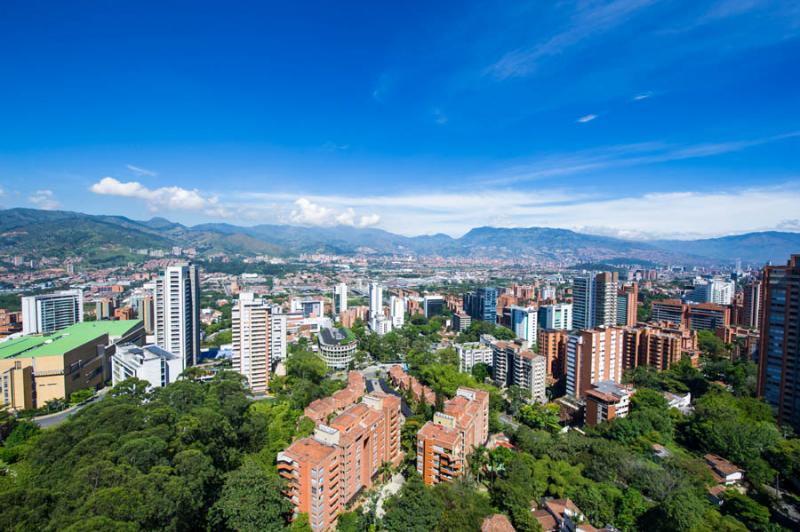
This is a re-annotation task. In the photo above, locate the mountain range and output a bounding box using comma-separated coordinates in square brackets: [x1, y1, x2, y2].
[0, 208, 798, 266]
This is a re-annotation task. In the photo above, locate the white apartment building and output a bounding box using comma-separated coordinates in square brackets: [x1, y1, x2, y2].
[232, 293, 271, 393]
[155, 263, 200, 370]
[509, 305, 537, 348]
[390, 295, 405, 329]
[456, 342, 493, 373]
[539, 303, 573, 331]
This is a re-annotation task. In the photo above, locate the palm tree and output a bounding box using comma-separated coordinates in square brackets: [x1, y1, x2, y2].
[379, 460, 393, 483]
[469, 445, 489, 484]
[486, 452, 506, 486]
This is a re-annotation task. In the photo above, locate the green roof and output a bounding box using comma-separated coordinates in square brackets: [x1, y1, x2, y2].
[0, 320, 142, 359]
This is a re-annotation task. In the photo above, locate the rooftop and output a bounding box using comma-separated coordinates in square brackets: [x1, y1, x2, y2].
[319, 326, 356, 346]
[0, 320, 142, 359]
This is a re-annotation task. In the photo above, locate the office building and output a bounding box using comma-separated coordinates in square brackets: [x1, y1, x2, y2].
[291, 297, 325, 318]
[463, 287, 498, 324]
[538, 303, 572, 331]
[111, 344, 182, 389]
[742, 280, 762, 329]
[417, 387, 489, 485]
[21, 289, 84, 335]
[539, 329, 568, 378]
[452, 312, 471, 332]
[584, 381, 635, 427]
[318, 327, 358, 369]
[390, 295, 405, 329]
[232, 293, 271, 394]
[456, 342, 493, 373]
[757, 254, 800, 432]
[333, 283, 348, 314]
[566, 327, 624, 399]
[573, 273, 618, 330]
[278, 393, 402, 531]
[0, 320, 144, 411]
[423, 295, 445, 319]
[616, 283, 638, 327]
[509, 305, 537, 348]
[155, 263, 200, 369]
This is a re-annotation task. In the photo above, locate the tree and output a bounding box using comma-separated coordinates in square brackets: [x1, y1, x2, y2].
[471, 362, 490, 383]
[210, 461, 291, 532]
[631, 388, 669, 412]
[720, 490, 771, 531]
[434, 479, 494, 532]
[697, 330, 728, 359]
[382, 474, 444, 532]
[289, 513, 313, 532]
[518, 403, 561, 433]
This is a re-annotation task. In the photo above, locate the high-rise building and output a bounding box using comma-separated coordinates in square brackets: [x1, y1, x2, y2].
[390, 295, 405, 329]
[269, 309, 288, 362]
[651, 300, 730, 331]
[278, 393, 402, 531]
[463, 287, 498, 324]
[538, 303, 573, 331]
[622, 322, 699, 371]
[490, 340, 546, 402]
[232, 293, 271, 394]
[155, 263, 200, 370]
[417, 387, 489, 485]
[616, 283, 638, 327]
[509, 305, 537, 348]
[566, 327, 624, 399]
[423, 295, 445, 319]
[455, 342, 493, 373]
[573, 273, 618, 330]
[21, 289, 84, 335]
[333, 283, 348, 314]
[368, 282, 383, 323]
[757, 255, 800, 432]
[539, 329, 568, 378]
[742, 280, 762, 330]
[95, 297, 116, 321]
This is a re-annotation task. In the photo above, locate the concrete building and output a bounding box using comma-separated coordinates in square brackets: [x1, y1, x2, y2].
[566, 327, 624, 399]
[333, 283, 348, 314]
[111, 344, 182, 389]
[456, 342, 493, 373]
[318, 327, 357, 369]
[368, 282, 383, 325]
[1, 320, 143, 411]
[21, 289, 84, 335]
[538, 303, 572, 331]
[452, 312, 472, 332]
[758, 254, 800, 432]
[95, 297, 116, 321]
[303, 371, 366, 423]
[390, 295, 405, 329]
[388, 364, 436, 405]
[278, 392, 402, 531]
[616, 283, 638, 327]
[269, 310, 288, 362]
[491, 340, 547, 402]
[651, 300, 730, 331]
[573, 273, 618, 330]
[539, 329, 568, 378]
[622, 322, 699, 371]
[742, 280, 762, 330]
[155, 263, 200, 369]
[417, 387, 490, 485]
[232, 293, 271, 394]
[584, 381, 635, 427]
[509, 305, 537, 349]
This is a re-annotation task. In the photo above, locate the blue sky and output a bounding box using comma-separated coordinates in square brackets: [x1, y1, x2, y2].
[1, 0, 799, 238]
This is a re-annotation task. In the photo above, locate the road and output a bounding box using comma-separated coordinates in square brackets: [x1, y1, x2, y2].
[33, 388, 109, 429]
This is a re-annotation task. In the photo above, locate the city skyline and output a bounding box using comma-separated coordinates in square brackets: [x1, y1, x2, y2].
[1, 1, 799, 238]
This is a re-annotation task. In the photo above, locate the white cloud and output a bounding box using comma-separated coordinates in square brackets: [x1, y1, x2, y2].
[576, 114, 598, 123]
[289, 198, 380, 228]
[126, 164, 157, 177]
[433, 108, 448, 125]
[90, 177, 227, 216]
[633, 92, 652, 100]
[29, 190, 60, 210]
